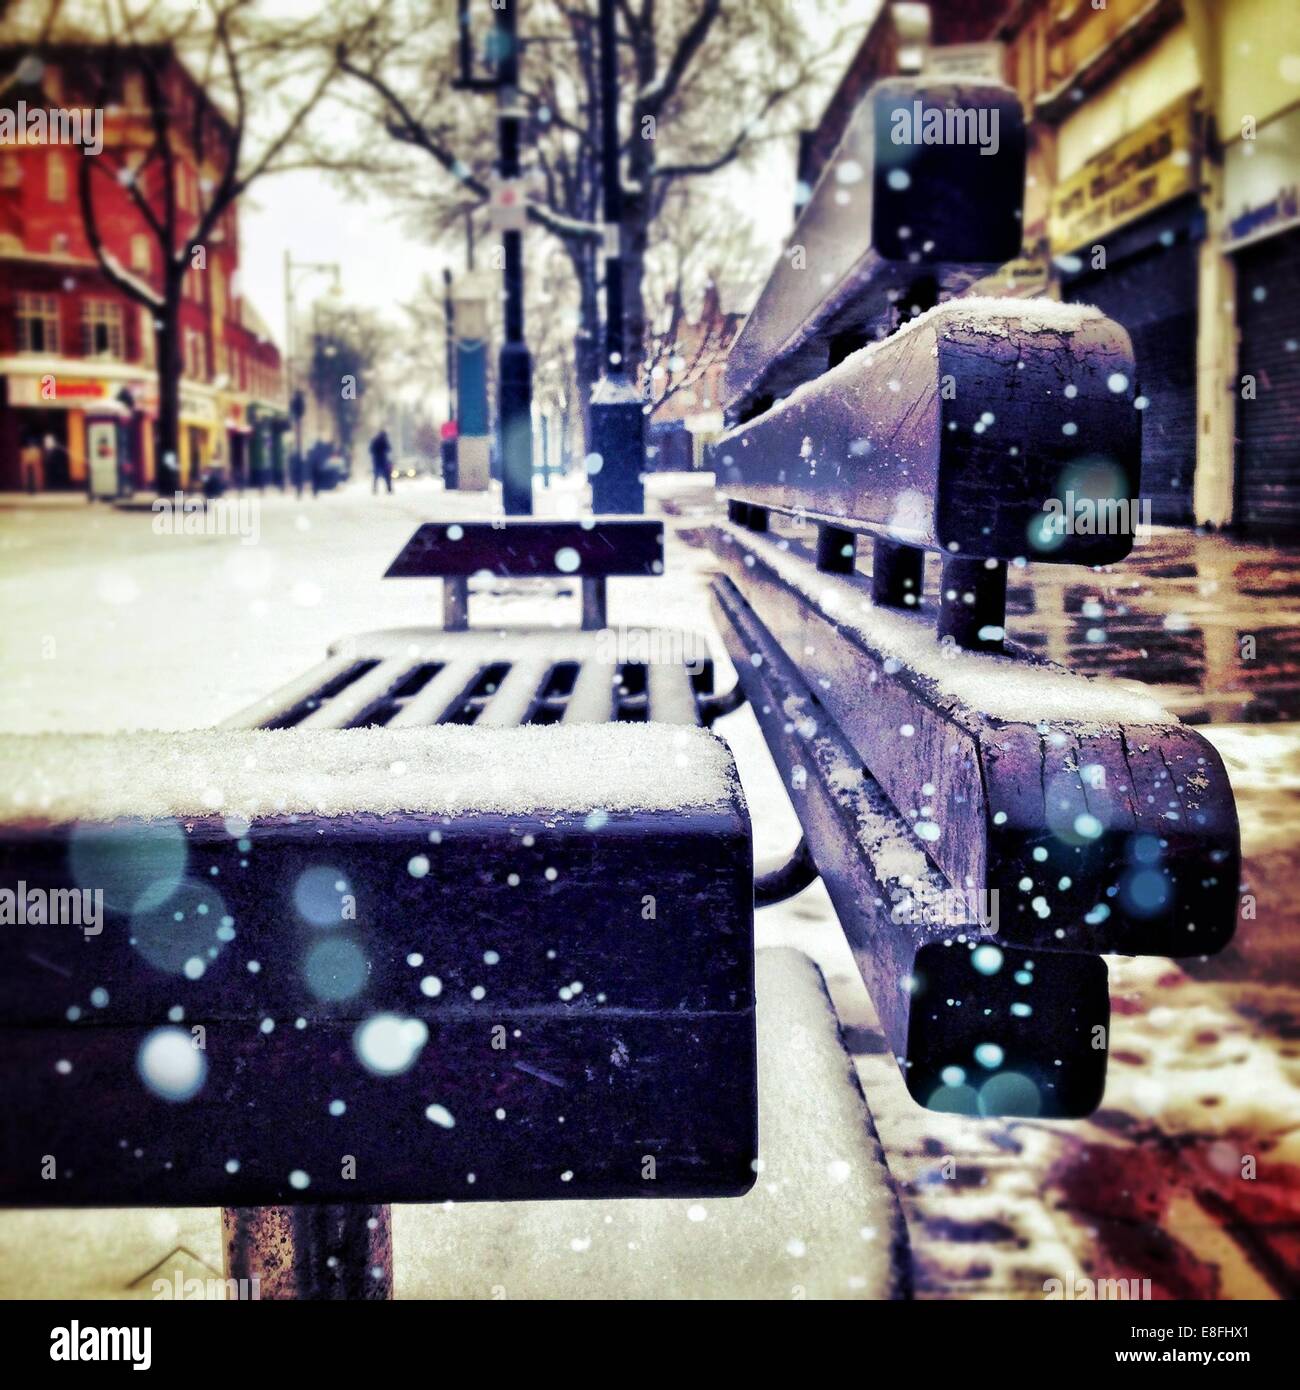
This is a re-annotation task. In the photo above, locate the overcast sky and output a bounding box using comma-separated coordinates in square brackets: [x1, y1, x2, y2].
[238, 0, 875, 347]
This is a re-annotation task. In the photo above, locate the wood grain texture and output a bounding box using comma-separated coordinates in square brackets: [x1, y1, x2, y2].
[713, 306, 1141, 564]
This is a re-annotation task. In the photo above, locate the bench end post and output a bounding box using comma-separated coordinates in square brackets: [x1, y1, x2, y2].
[223, 1204, 393, 1301]
[443, 576, 470, 630]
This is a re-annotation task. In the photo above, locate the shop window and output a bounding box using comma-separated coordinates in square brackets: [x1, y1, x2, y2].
[185, 329, 208, 381]
[140, 307, 155, 366]
[81, 300, 124, 358]
[47, 152, 67, 202]
[17, 293, 60, 353]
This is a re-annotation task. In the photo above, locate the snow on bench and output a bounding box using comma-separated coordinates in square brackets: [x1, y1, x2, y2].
[0, 950, 910, 1300]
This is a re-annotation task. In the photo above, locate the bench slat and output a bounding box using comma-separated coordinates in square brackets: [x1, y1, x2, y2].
[713, 301, 1142, 565]
[476, 660, 551, 728]
[563, 661, 618, 725]
[712, 522, 1240, 959]
[381, 659, 477, 727]
[296, 657, 416, 731]
[712, 572, 1109, 1118]
[645, 661, 702, 726]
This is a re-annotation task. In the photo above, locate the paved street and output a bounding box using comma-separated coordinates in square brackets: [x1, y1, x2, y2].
[2, 481, 1298, 1298]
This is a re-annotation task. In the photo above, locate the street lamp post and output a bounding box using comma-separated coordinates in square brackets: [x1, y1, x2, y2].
[283, 253, 341, 491]
[442, 267, 459, 488]
[589, 0, 645, 515]
[493, 1, 533, 515]
[456, 0, 534, 515]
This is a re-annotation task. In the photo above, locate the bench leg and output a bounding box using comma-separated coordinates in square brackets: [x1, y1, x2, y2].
[580, 576, 608, 630]
[222, 1204, 393, 1300]
[937, 555, 1007, 652]
[443, 576, 469, 630]
[871, 537, 924, 608]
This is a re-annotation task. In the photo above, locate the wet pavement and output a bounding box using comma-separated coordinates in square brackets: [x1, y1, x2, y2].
[1004, 529, 1300, 726]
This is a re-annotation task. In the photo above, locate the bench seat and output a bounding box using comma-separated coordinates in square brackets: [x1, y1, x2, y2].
[222, 628, 716, 731]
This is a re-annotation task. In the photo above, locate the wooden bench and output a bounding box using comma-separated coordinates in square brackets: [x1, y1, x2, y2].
[705, 76, 1239, 1119]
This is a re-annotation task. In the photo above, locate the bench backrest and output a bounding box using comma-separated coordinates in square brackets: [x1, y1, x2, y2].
[385, 518, 664, 630]
[724, 77, 1025, 423]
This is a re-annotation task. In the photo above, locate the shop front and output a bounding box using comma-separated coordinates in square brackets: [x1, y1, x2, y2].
[222, 395, 253, 489]
[0, 362, 153, 495]
[1051, 96, 1203, 526]
[179, 387, 221, 489]
[247, 402, 287, 488]
[1223, 106, 1300, 535]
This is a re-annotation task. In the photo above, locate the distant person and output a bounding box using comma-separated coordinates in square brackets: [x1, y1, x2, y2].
[370, 429, 393, 495]
[19, 431, 42, 493]
[308, 439, 333, 497]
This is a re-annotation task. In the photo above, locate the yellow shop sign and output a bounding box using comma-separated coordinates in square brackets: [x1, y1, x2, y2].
[1050, 99, 1197, 254]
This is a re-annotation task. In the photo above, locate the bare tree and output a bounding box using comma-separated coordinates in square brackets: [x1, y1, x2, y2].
[329, 0, 850, 450]
[643, 185, 764, 410]
[8, 0, 348, 492]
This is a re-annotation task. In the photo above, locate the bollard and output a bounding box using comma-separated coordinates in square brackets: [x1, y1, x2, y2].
[589, 378, 645, 515]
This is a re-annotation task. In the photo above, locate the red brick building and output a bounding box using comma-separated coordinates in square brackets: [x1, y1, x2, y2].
[0, 44, 286, 493]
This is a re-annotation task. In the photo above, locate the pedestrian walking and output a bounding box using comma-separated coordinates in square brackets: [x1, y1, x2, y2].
[370, 428, 394, 495]
[307, 440, 332, 498]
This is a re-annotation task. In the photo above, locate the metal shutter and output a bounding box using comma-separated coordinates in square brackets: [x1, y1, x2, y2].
[1235, 227, 1300, 536]
[1065, 239, 1198, 525]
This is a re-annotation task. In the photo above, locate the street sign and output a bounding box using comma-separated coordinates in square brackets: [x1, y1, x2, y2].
[488, 177, 527, 232]
[924, 43, 1005, 81]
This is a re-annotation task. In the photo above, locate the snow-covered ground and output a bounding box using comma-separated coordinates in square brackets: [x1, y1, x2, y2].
[2, 479, 1298, 1300]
